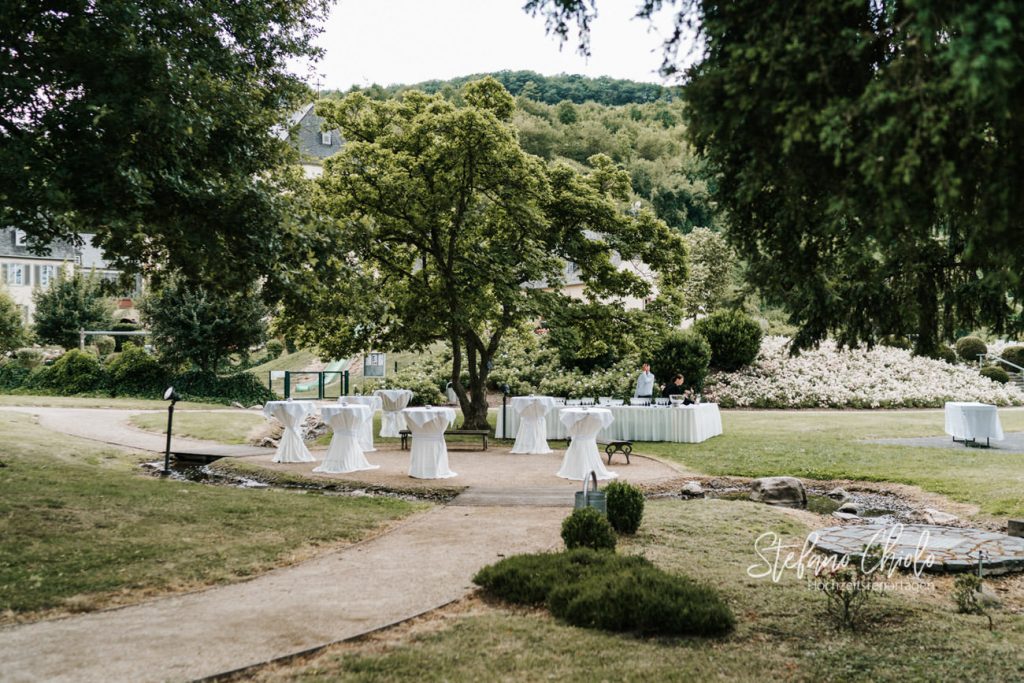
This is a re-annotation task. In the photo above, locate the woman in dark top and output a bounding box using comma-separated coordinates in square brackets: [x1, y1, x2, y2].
[662, 374, 694, 404]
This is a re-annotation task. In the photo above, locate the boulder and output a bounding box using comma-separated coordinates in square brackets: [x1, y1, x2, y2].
[749, 477, 807, 509]
[832, 511, 859, 521]
[836, 503, 861, 516]
[231, 401, 245, 409]
[825, 487, 851, 501]
[923, 508, 958, 525]
[681, 481, 705, 497]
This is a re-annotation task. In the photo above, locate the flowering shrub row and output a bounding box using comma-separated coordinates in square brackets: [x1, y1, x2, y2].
[703, 337, 1024, 409]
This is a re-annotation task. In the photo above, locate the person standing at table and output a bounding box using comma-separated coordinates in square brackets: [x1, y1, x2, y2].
[634, 362, 655, 398]
[662, 374, 694, 404]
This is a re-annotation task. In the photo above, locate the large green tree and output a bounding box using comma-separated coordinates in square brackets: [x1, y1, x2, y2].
[526, 0, 1024, 354]
[0, 0, 329, 285]
[272, 79, 687, 428]
[139, 276, 269, 374]
[0, 289, 26, 354]
[33, 272, 111, 349]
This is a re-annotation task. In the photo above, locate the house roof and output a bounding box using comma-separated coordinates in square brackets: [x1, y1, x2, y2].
[0, 228, 77, 261]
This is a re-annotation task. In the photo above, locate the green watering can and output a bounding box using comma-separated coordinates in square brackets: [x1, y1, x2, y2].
[574, 471, 607, 515]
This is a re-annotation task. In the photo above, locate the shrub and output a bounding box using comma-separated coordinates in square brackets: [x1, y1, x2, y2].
[265, 339, 284, 359]
[0, 361, 30, 390]
[548, 563, 735, 637]
[106, 344, 169, 397]
[15, 348, 44, 369]
[561, 507, 617, 552]
[980, 366, 1009, 384]
[880, 335, 912, 350]
[930, 345, 957, 365]
[1000, 345, 1024, 370]
[695, 309, 763, 372]
[652, 329, 711, 391]
[45, 350, 106, 394]
[956, 336, 988, 363]
[175, 369, 276, 405]
[472, 549, 629, 606]
[604, 481, 645, 534]
[94, 335, 116, 356]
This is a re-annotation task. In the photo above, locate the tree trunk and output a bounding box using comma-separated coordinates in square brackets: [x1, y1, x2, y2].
[449, 335, 493, 430]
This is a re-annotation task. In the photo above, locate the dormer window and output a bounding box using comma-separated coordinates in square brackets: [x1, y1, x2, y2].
[14, 229, 27, 246]
[321, 131, 332, 145]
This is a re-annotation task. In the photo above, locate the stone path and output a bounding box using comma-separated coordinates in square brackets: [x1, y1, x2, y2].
[810, 523, 1024, 574]
[1, 405, 676, 682]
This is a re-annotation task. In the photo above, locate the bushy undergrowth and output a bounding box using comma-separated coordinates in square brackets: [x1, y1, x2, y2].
[652, 329, 711, 390]
[106, 344, 169, 396]
[473, 549, 735, 637]
[980, 366, 1009, 384]
[705, 336, 1024, 408]
[562, 507, 617, 551]
[174, 370, 275, 405]
[604, 481, 645, 534]
[956, 336, 988, 362]
[694, 309, 763, 372]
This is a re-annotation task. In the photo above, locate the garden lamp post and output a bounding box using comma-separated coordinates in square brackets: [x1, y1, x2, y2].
[501, 384, 511, 440]
[162, 386, 180, 475]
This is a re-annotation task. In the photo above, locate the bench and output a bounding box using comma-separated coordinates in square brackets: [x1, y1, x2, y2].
[598, 439, 632, 465]
[399, 429, 489, 451]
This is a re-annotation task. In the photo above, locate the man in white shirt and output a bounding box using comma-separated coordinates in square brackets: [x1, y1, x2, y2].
[634, 362, 656, 398]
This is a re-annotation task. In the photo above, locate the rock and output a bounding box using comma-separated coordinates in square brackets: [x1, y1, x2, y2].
[680, 481, 704, 497]
[749, 477, 807, 509]
[832, 511, 860, 521]
[826, 487, 851, 501]
[231, 401, 245, 409]
[836, 503, 861, 516]
[923, 508, 958, 525]
[248, 405, 262, 411]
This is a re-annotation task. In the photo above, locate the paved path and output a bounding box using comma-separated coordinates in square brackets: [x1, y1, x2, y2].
[871, 431, 1024, 454]
[0, 406, 586, 682]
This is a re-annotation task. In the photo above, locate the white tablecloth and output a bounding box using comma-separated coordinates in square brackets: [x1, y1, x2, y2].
[509, 396, 556, 454]
[557, 408, 618, 481]
[402, 407, 457, 479]
[315, 404, 377, 474]
[496, 403, 723, 443]
[374, 389, 414, 437]
[944, 402, 1004, 442]
[343, 395, 382, 451]
[263, 400, 317, 463]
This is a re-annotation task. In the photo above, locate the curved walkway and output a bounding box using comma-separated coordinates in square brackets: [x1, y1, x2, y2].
[0, 406, 681, 682]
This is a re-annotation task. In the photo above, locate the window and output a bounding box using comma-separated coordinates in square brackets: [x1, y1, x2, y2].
[14, 230, 27, 246]
[40, 265, 55, 287]
[7, 263, 24, 286]
[321, 131, 332, 145]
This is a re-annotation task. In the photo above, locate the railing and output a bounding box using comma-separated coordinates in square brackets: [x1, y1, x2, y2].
[268, 370, 350, 400]
[978, 352, 1024, 374]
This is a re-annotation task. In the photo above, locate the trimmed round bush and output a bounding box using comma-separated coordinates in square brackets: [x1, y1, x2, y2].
[694, 310, 763, 372]
[980, 366, 1009, 384]
[652, 329, 711, 391]
[106, 344, 169, 397]
[547, 562, 735, 637]
[880, 335, 912, 350]
[1000, 345, 1024, 369]
[94, 335, 116, 357]
[956, 336, 988, 362]
[45, 350, 106, 394]
[604, 480, 645, 534]
[265, 339, 285, 359]
[561, 507, 617, 552]
[931, 345, 957, 365]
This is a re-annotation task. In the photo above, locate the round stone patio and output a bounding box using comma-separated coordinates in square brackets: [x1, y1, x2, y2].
[810, 523, 1024, 574]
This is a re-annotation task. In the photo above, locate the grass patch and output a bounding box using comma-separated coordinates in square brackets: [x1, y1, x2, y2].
[0, 394, 221, 410]
[246, 500, 1024, 682]
[130, 411, 268, 445]
[0, 412, 424, 618]
[639, 408, 1024, 518]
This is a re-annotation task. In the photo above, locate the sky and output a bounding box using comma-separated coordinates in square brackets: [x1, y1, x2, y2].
[290, 0, 692, 92]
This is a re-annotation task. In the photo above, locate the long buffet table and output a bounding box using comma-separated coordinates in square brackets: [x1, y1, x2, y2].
[495, 402, 723, 444]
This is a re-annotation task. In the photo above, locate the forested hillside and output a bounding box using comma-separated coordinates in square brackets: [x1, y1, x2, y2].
[325, 72, 714, 234]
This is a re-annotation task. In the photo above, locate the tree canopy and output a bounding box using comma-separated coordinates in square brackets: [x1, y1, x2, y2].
[32, 272, 111, 350]
[0, 289, 25, 354]
[526, 0, 1024, 353]
[0, 0, 329, 286]
[272, 78, 687, 427]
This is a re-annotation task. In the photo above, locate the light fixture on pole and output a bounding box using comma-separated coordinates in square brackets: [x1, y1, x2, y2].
[162, 386, 180, 475]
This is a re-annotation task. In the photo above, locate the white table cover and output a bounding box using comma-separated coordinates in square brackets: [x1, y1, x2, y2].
[557, 408, 618, 481]
[496, 403, 723, 443]
[263, 401, 317, 463]
[315, 404, 377, 474]
[402, 407, 458, 479]
[944, 402, 1004, 442]
[374, 389, 414, 437]
[509, 396, 556, 454]
[343, 395, 383, 451]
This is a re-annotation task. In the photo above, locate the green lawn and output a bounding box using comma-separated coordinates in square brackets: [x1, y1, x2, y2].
[251, 499, 1024, 682]
[0, 394, 222, 410]
[130, 411, 268, 445]
[0, 412, 425, 619]
[639, 408, 1024, 518]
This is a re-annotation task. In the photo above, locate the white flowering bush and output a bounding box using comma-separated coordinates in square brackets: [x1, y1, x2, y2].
[537, 359, 636, 399]
[704, 336, 1024, 408]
